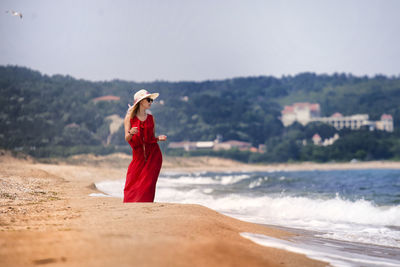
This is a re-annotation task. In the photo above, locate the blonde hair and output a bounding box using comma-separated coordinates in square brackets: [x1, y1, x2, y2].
[126, 98, 144, 120]
[129, 104, 140, 119]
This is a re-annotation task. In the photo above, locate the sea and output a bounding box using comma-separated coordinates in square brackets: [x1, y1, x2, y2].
[91, 168, 400, 267]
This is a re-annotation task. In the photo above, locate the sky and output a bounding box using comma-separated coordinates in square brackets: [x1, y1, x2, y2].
[1, 0, 400, 82]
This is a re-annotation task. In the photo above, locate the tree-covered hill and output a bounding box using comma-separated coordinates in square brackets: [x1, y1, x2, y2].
[1, 65, 399, 161]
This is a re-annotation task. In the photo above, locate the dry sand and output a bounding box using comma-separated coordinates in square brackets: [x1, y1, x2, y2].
[3, 152, 398, 267]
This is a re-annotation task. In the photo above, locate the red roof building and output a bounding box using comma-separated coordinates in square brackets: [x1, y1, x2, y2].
[281, 102, 321, 126]
[92, 95, 121, 103]
[381, 114, 393, 120]
[312, 133, 322, 145]
[331, 112, 343, 118]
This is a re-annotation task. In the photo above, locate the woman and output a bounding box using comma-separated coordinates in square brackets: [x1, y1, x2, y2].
[123, 89, 167, 202]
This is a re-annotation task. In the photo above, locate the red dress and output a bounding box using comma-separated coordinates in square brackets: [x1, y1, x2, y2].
[124, 114, 162, 202]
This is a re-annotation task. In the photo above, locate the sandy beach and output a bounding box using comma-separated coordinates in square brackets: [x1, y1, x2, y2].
[2, 152, 400, 266]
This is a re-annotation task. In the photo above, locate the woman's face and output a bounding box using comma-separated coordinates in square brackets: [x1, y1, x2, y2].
[140, 97, 153, 110]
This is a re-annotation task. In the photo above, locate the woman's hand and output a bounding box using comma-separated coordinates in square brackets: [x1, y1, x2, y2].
[158, 135, 167, 141]
[129, 127, 138, 135]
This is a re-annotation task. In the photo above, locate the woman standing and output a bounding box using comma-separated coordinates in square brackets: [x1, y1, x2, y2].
[124, 89, 167, 202]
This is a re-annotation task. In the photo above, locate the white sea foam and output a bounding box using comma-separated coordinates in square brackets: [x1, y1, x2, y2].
[91, 174, 400, 248]
[240, 232, 400, 267]
[160, 176, 217, 185]
[248, 177, 268, 188]
[94, 180, 124, 198]
[215, 174, 250, 185]
[317, 228, 400, 249]
[161, 171, 191, 176]
[159, 174, 250, 186]
[157, 176, 400, 248]
[202, 188, 214, 194]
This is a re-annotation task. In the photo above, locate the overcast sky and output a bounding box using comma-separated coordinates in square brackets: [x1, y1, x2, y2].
[1, 0, 400, 82]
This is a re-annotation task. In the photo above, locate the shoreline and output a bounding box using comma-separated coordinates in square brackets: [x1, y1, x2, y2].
[41, 152, 400, 172]
[163, 158, 400, 173]
[0, 153, 326, 267]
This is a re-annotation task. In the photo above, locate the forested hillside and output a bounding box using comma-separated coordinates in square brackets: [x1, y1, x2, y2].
[1, 65, 400, 162]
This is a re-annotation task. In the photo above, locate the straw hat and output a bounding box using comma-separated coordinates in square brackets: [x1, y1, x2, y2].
[129, 89, 159, 111]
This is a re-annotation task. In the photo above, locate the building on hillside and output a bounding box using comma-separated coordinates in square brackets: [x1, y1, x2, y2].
[196, 141, 214, 150]
[281, 102, 321, 126]
[167, 141, 214, 151]
[92, 95, 121, 103]
[375, 114, 394, 132]
[281, 102, 394, 132]
[319, 113, 394, 132]
[312, 133, 340, 146]
[318, 113, 370, 130]
[213, 140, 252, 151]
[312, 134, 322, 145]
[322, 133, 340, 146]
[168, 139, 259, 152]
[168, 141, 196, 151]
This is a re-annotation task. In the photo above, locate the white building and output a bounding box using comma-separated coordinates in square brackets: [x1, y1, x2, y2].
[312, 133, 322, 145]
[213, 140, 252, 151]
[281, 103, 394, 132]
[281, 103, 321, 126]
[318, 113, 370, 130]
[168, 141, 196, 151]
[375, 114, 394, 132]
[196, 141, 214, 149]
[312, 133, 340, 146]
[168, 139, 256, 152]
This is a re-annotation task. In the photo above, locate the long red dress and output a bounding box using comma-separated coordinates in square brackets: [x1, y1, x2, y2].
[124, 114, 162, 202]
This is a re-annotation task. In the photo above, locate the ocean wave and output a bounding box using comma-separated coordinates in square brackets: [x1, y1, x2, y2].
[158, 174, 251, 186]
[248, 177, 268, 188]
[94, 179, 400, 228]
[241, 232, 400, 267]
[92, 176, 400, 248]
[155, 186, 400, 248]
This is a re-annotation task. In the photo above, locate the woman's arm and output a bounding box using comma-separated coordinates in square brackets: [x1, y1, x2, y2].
[124, 115, 132, 142]
[124, 114, 138, 142]
[152, 115, 167, 142]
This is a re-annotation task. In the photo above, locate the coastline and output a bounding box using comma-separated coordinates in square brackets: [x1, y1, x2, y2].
[0, 152, 327, 266]
[162, 156, 400, 173]
[48, 152, 400, 172]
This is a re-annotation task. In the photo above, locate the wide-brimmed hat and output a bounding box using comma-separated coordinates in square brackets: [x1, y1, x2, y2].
[129, 89, 159, 111]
